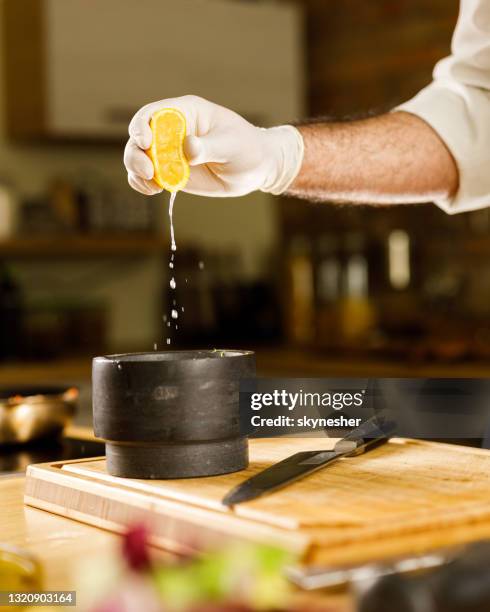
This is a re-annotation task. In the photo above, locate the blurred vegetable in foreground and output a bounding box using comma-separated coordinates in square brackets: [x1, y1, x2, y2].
[89, 524, 293, 612]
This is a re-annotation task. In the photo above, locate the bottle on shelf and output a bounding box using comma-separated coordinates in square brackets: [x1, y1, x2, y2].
[315, 234, 341, 349]
[337, 232, 377, 347]
[0, 178, 20, 239]
[285, 235, 314, 346]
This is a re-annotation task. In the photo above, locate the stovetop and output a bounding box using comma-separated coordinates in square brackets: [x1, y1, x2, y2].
[0, 436, 105, 477]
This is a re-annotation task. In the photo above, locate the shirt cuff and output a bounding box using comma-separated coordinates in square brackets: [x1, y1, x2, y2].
[396, 82, 490, 214]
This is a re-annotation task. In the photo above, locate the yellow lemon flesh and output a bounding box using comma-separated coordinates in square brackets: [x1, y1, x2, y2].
[147, 108, 190, 192]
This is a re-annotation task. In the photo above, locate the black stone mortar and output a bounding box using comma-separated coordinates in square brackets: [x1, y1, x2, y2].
[92, 350, 255, 479]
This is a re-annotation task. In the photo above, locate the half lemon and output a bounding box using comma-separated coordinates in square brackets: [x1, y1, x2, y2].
[147, 108, 190, 192]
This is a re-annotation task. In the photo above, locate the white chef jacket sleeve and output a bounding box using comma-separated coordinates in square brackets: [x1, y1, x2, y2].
[396, 0, 490, 214]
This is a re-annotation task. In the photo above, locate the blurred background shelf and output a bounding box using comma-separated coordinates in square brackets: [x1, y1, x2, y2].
[0, 235, 169, 258]
[2, 347, 489, 428]
[0, 0, 488, 403]
[2, 348, 489, 387]
[0, 355, 92, 385]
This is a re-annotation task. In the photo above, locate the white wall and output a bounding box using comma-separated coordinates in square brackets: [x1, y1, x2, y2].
[0, 0, 304, 350]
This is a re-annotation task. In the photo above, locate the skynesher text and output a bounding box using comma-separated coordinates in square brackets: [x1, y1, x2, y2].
[251, 415, 362, 428]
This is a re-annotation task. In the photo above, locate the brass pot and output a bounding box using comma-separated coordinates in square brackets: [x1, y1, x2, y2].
[0, 386, 78, 445]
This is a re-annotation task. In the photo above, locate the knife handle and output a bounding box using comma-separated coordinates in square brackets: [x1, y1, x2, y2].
[341, 412, 397, 448]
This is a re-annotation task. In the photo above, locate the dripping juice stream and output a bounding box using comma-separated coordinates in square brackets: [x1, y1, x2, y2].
[169, 191, 177, 253]
[166, 192, 178, 346]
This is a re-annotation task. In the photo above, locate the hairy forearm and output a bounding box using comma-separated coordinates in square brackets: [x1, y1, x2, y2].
[288, 111, 459, 204]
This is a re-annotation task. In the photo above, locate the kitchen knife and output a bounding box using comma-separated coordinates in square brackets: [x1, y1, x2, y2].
[222, 412, 396, 507]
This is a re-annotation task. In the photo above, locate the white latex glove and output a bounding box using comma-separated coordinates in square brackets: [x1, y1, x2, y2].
[124, 95, 304, 197]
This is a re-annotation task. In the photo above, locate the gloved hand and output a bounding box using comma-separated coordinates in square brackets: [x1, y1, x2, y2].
[124, 95, 304, 197]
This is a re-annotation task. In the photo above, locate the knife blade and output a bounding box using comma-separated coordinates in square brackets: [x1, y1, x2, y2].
[222, 412, 396, 507]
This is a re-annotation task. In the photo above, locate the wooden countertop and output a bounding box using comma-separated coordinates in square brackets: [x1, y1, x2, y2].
[1, 478, 351, 611]
[3, 431, 489, 610]
[0, 427, 351, 612]
[1, 353, 487, 609]
[1, 476, 122, 588]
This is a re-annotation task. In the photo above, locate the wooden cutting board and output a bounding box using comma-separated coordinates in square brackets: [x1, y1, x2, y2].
[24, 438, 490, 567]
